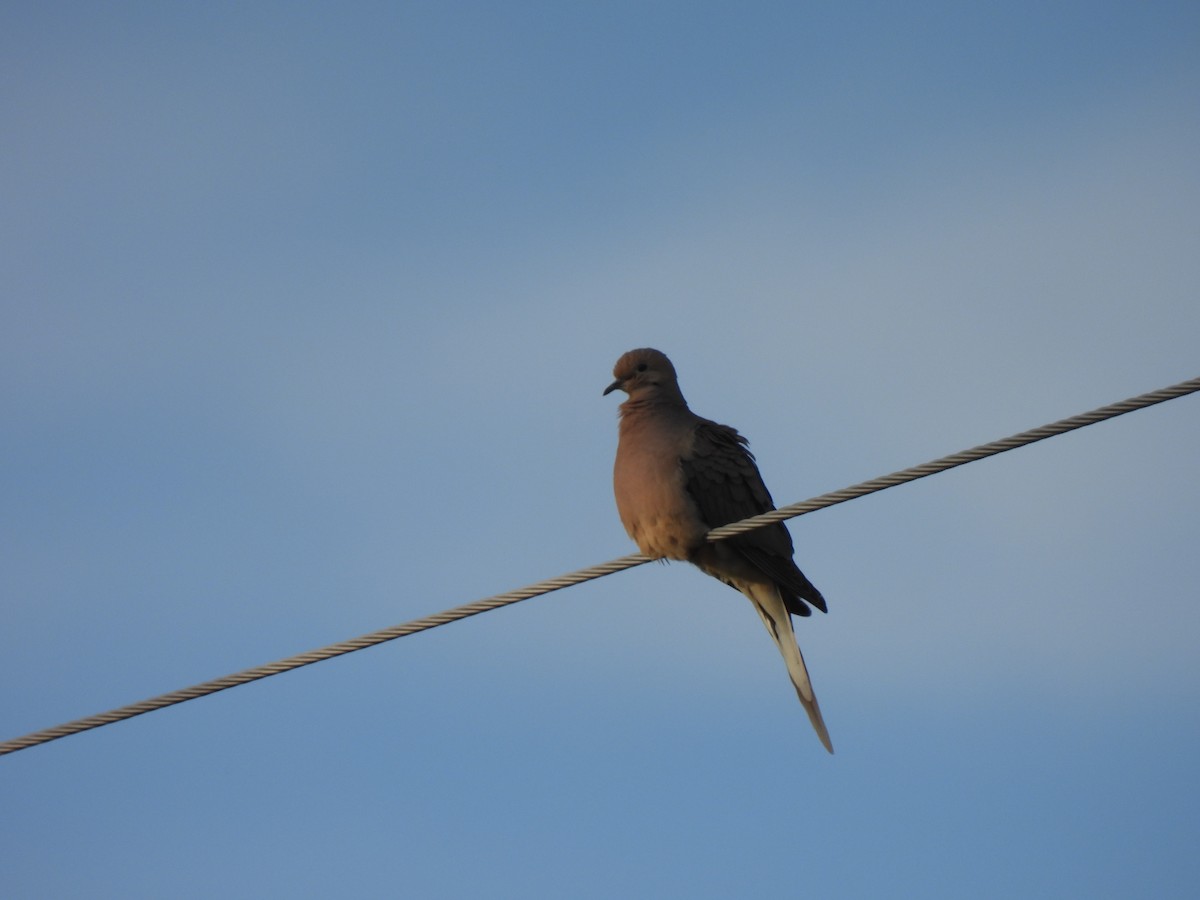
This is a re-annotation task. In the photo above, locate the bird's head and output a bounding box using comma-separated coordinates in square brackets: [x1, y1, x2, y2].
[604, 348, 683, 404]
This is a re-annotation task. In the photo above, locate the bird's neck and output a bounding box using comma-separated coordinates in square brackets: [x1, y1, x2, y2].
[619, 392, 690, 419]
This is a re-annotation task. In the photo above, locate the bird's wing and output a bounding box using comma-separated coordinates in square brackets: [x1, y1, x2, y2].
[682, 419, 826, 614]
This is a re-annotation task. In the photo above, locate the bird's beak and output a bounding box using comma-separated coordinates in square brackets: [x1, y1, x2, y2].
[603, 378, 623, 396]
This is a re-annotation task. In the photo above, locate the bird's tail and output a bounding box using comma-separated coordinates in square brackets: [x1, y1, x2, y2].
[747, 584, 834, 753]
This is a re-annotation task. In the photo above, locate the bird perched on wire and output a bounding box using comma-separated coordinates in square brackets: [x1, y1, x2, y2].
[604, 348, 833, 753]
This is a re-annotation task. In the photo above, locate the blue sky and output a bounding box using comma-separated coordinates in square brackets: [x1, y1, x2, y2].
[3, 2, 1199, 897]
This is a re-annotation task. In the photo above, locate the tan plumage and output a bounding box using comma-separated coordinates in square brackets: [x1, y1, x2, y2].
[605, 348, 833, 753]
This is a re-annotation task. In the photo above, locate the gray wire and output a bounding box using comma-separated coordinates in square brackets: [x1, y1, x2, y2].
[708, 376, 1200, 540]
[3, 375, 1197, 757]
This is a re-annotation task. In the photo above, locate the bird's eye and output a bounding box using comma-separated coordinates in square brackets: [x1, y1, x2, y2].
[636, 362, 648, 372]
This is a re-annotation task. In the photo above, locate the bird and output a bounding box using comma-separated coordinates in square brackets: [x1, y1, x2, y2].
[604, 348, 833, 753]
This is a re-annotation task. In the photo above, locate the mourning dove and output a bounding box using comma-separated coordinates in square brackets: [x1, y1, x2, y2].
[605, 348, 833, 753]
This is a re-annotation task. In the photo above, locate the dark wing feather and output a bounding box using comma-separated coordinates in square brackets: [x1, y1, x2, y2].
[682, 419, 827, 615]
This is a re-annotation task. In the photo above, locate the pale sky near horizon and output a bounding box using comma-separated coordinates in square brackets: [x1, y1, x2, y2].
[3, 3, 1199, 898]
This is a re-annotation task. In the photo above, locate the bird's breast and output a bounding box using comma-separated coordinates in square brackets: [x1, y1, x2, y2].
[613, 418, 707, 560]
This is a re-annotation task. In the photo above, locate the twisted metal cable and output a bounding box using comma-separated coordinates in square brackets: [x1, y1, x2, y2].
[708, 375, 1200, 540]
[2, 375, 1197, 757]
[0, 553, 650, 756]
